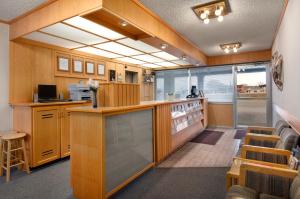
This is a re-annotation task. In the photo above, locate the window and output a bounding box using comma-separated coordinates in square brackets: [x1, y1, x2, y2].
[190, 66, 233, 102]
[155, 69, 189, 100]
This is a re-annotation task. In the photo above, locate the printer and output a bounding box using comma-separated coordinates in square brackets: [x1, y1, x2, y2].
[68, 84, 91, 101]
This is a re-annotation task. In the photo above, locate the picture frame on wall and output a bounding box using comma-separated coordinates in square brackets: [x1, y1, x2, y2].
[86, 61, 95, 75]
[97, 63, 105, 76]
[72, 59, 83, 73]
[57, 56, 70, 72]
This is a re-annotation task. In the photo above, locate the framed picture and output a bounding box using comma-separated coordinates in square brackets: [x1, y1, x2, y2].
[97, 63, 105, 76]
[57, 56, 70, 72]
[72, 59, 83, 73]
[86, 61, 95, 75]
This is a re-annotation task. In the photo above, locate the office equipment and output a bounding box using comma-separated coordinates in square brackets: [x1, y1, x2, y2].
[186, 86, 199, 98]
[68, 84, 91, 101]
[38, 84, 57, 102]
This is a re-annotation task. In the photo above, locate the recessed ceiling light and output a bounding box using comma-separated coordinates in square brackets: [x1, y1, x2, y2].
[161, 43, 168, 49]
[181, 55, 187, 61]
[120, 21, 128, 27]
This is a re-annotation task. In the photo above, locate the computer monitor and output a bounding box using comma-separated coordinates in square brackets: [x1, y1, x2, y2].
[38, 84, 57, 99]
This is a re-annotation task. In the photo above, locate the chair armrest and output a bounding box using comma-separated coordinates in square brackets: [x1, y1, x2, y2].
[247, 126, 276, 133]
[244, 133, 280, 145]
[239, 162, 298, 186]
[234, 157, 289, 169]
[241, 145, 291, 160]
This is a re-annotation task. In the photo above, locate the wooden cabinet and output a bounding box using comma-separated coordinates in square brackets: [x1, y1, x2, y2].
[33, 107, 60, 166]
[12, 101, 88, 167]
[60, 108, 71, 157]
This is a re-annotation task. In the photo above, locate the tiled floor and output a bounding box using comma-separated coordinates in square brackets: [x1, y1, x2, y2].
[159, 128, 241, 168]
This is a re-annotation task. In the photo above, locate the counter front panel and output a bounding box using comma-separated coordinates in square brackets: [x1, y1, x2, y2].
[105, 109, 154, 194]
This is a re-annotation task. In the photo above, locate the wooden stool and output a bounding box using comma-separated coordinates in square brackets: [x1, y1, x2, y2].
[0, 131, 17, 177]
[0, 132, 30, 182]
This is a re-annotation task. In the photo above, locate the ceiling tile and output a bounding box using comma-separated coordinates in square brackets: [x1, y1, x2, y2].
[64, 16, 124, 40]
[115, 57, 146, 65]
[142, 63, 161, 68]
[40, 23, 107, 45]
[95, 42, 143, 56]
[172, 60, 191, 65]
[76, 47, 122, 58]
[132, 54, 164, 63]
[156, 61, 178, 67]
[151, 51, 178, 60]
[117, 38, 161, 53]
[23, 32, 83, 49]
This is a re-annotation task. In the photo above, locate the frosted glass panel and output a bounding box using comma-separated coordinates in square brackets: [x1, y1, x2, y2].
[76, 47, 121, 58]
[95, 42, 142, 56]
[24, 32, 83, 49]
[117, 38, 160, 53]
[41, 23, 107, 45]
[105, 109, 153, 193]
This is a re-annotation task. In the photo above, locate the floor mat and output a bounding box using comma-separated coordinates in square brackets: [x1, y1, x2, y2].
[191, 130, 224, 145]
[234, 129, 247, 139]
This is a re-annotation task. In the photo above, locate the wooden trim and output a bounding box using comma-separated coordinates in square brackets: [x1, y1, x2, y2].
[8, 0, 57, 24]
[241, 145, 291, 159]
[244, 133, 280, 145]
[247, 126, 275, 133]
[272, 0, 289, 46]
[0, 19, 10, 24]
[9, 0, 103, 40]
[274, 104, 300, 135]
[106, 163, 154, 198]
[207, 50, 272, 66]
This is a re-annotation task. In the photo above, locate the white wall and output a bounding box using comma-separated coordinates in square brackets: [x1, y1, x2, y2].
[0, 23, 12, 131]
[272, 0, 300, 122]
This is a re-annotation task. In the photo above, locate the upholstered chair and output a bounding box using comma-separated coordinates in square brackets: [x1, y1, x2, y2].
[226, 162, 300, 199]
[247, 120, 289, 136]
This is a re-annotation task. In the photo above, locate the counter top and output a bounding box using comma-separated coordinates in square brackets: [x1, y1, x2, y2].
[10, 100, 89, 107]
[68, 98, 205, 114]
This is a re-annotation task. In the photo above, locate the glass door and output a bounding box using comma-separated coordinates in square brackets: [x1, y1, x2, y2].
[234, 63, 272, 127]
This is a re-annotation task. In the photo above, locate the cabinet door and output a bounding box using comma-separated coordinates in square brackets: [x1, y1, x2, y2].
[61, 109, 71, 157]
[33, 108, 60, 166]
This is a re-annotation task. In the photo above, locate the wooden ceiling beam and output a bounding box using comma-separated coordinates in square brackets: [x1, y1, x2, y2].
[9, 0, 103, 40]
[100, 0, 207, 65]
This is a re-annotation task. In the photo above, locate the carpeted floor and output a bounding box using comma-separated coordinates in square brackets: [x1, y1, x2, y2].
[0, 158, 228, 199]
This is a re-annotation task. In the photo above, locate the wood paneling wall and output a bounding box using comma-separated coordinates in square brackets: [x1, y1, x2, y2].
[207, 50, 272, 66]
[98, 83, 140, 107]
[208, 103, 234, 127]
[9, 40, 153, 103]
[155, 104, 172, 163]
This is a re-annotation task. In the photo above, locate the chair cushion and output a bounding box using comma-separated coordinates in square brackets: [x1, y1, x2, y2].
[274, 120, 289, 136]
[259, 194, 284, 199]
[226, 185, 257, 199]
[275, 128, 299, 150]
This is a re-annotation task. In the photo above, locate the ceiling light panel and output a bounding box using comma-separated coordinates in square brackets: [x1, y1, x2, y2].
[142, 63, 161, 68]
[172, 60, 191, 65]
[117, 38, 161, 53]
[132, 54, 164, 63]
[151, 51, 178, 61]
[115, 57, 145, 65]
[156, 62, 178, 67]
[95, 42, 142, 56]
[40, 23, 107, 45]
[24, 32, 83, 49]
[64, 16, 124, 40]
[76, 47, 121, 58]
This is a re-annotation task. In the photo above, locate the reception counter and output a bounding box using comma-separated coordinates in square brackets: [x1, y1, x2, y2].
[68, 98, 207, 199]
